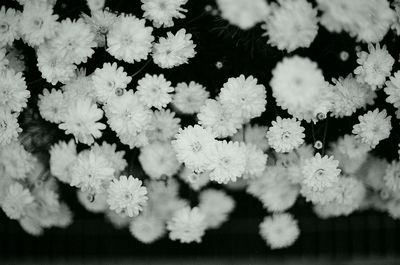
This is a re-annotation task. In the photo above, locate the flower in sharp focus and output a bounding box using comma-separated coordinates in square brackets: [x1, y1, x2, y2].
[267, 117, 305, 153]
[136, 74, 174, 109]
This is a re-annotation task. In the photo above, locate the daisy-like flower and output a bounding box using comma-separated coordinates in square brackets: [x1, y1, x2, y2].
[107, 15, 154, 63]
[172, 81, 209, 114]
[216, 0, 270, 30]
[147, 109, 181, 142]
[38, 89, 66, 123]
[172, 125, 217, 172]
[208, 140, 246, 184]
[104, 90, 152, 136]
[352, 109, 391, 148]
[302, 153, 341, 192]
[267, 117, 305, 153]
[259, 213, 300, 249]
[59, 97, 106, 145]
[2, 183, 34, 220]
[82, 9, 118, 47]
[0, 69, 29, 113]
[136, 74, 174, 109]
[70, 150, 115, 192]
[92, 142, 127, 174]
[270, 56, 327, 122]
[0, 141, 35, 180]
[107, 175, 148, 217]
[0, 110, 21, 146]
[384, 71, 400, 115]
[152, 29, 196, 69]
[49, 18, 96, 64]
[138, 141, 180, 179]
[141, 0, 188, 28]
[49, 140, 77, 184]
[129, 214, 166, 243]
[167, 206, 207, 243]
[263, 0, 318, 52]
[231, 124, 269, 151]
[242, 143, 268, 178]
[354, 43, 394, 89]
[383, 161, 400, 193]
[198, 99, 243, 138]
[329, 75, 376, 118]
[19, 1, 59, 47]
[0, 7, 20, 47]
[92, 62, 132, 104]
[219, 75, 267, 121]
[199, 189, 235, 229]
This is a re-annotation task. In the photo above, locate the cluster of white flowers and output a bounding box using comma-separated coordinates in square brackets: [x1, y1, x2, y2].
[2, 0, 400, 252]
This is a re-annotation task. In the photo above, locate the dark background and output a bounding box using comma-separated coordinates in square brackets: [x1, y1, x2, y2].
[1, 0, 400, 262]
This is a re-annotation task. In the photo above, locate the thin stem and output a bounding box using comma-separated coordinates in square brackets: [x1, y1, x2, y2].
[131, 59, 151, 78]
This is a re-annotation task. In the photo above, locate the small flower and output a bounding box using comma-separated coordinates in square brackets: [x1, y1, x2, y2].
[129, 214, 166, 243]
[267, 117, 305, 153]
[0, 69, 29, 113]
[141, 0, 188, 28]
[136, 74, 174, 109]
[383, 161, 400, 193]
[38, 89, 66, 123]
[172, 81, 209, 114]
[2, 183, 34, 220]
[0, 7, 20, 47]
[49, 140, 77, 184]
[199, 189, 235, 229]
[147, 109, 181, 142]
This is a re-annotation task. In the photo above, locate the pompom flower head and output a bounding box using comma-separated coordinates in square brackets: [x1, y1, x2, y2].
[136, 74, 174, 109]
[2, 183, 34, 220]
[141, 0, 188, 28]
[267, 117, 305, 153]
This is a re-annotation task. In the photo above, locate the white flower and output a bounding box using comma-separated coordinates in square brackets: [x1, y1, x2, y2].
[259, 213, 300, 249]
[139, 141, 180, 179]
[216, 0, 270, 30]
[302, 153, 341, 193]
[0, 141, 35, 180]
[263, 0, 318, 52]
[354, 43, 394, 89]
[141, 0, 188, 28]
[352, 109, 391, 148]
[49, 140, 77, 184]
[270, 56, 327, 122]
[0, 110, 21, 146]
[107, 175, 148, 217]
[242, 143, 268, 178]
[104, 90, 152, 137]
[38, 89, 66, 123]
[59, 97, 106, 145]
[199, 189, 235, 229]
[92, 62, 132, 104]
[198, 99, 243, 138]
[231, 124, 269, 151]
[167, 206, 207, 243]
[49, 18, 96, 64]
[267, 117, 305, 153]
[82, 9, 118, 47]
[0, 69, 29, 113]
[383, 161, 400, 193]
[152, 29, 196, 69]
[129, 214, 165, 243]
[19, 1, 58, 46]
[137, 74, 174, 109]
[384, 71, 400, 110]
[219, 75, 266, 121]
[172, 125, 217, 172]
[208, 140, 246, 184]
[2, 183, 34, 220]
[0, 7, 20, 47]
[70, 150, 115, 192]
[172, 81, 209, 114]
[147, 109, 181, 142]
[107, 15, 154, 63]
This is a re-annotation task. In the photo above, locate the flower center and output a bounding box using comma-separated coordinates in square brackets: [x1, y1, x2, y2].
[191, 141, 202, 152]
[0, 23, 9, 33]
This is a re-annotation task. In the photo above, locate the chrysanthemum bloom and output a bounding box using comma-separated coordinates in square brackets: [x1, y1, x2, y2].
[136, 74, 174, 109]
[270, 56, 328, 122]
[92, 62, 132, 104]
[199, 189, 235, 229]
[242, 143, 268, 178]
[354, 44, 394, 89]
[263, 0, 318, 52]
[49, 140, 77, 184]
[141, 0, 188, 28]
[139, 141, 180, 179]
[259, 213, 300, 249]
[0, 69, 29, 113]
[172, 81, 209, 114]
[267, 117, 305, 153]
[172, 125, 217, 172]
[384, 71, 400, 117]
[219, 75, 267, 121]
[208, 140, 246, 184]
[0, 7, 20, 47]
[59, 97, 106, 145]
[70, 150, 115, 192]
[19, 1, 58, 47]
[352, 109, 391, 148]
[152, 29, 196, 69]
[107, 175, 148, 217]
[38, 89, 66, 123]
[147, 109, 181, 142]
[0, 110, 22, 146]
[167, 206, 207, 243]
[129, 214, 166, 243]
[216, 0, 270, 30]
[383, 161, 400, 193]
[0, 141, 35, 180]
[2, 183, 34, 220]
[107, 15, 154, 63]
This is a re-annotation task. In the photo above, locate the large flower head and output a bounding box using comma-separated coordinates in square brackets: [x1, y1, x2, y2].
[136, 74, 174, 109]
[0, 110, 21, 146]
[38, 88, 66, 123]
